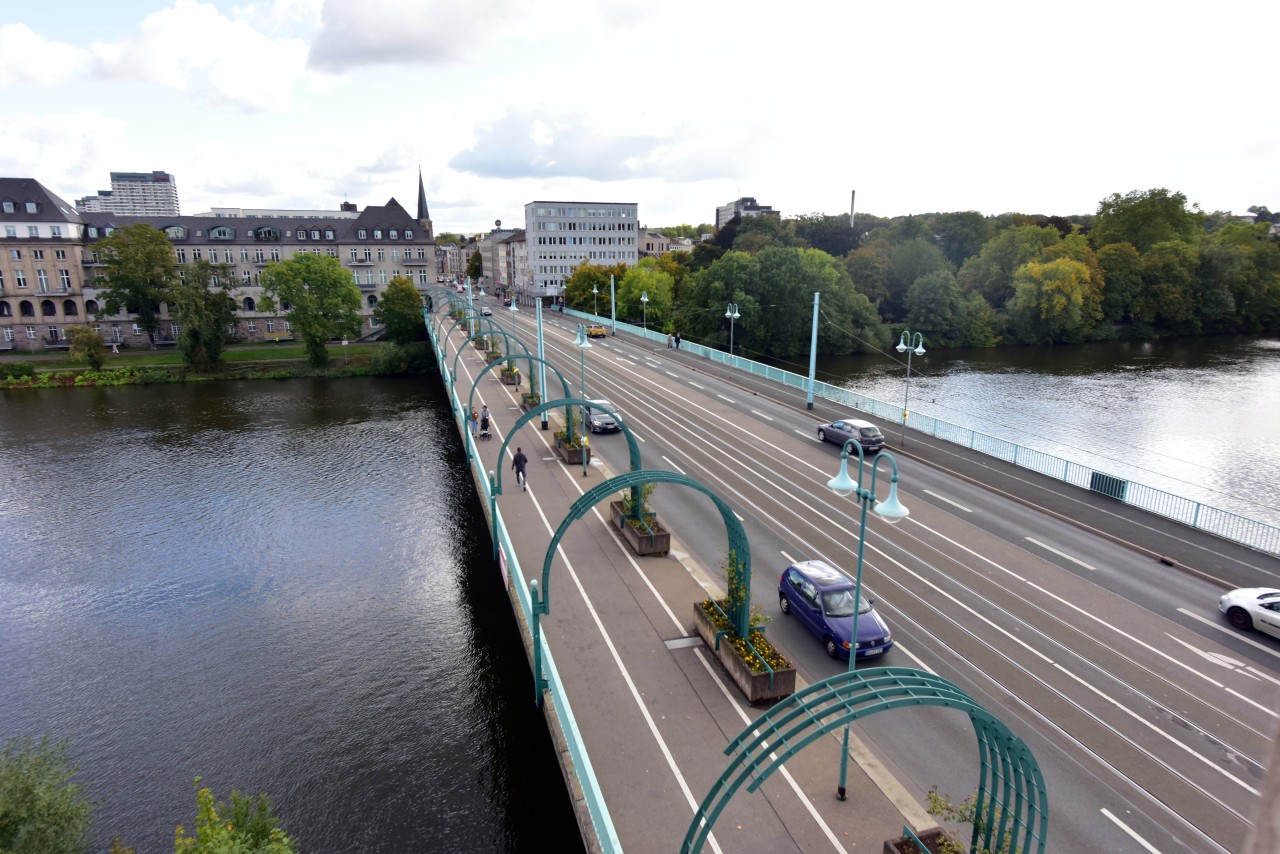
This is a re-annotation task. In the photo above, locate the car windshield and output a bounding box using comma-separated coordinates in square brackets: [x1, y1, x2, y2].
[822, 588, 871, 618]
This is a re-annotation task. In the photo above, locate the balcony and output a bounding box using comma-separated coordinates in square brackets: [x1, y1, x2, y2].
[348, 258, 375, 266]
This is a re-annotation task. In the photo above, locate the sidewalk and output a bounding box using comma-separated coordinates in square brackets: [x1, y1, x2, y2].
[449, 339, 926, 853]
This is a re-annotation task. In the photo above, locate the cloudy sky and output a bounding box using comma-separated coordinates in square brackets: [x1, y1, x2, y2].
[3, 1, 1277, 234]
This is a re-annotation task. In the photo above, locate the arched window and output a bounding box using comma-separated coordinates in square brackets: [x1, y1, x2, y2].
[19, 300, 34, 317]
[281, 301, 292, 312]
[209, 226, 234, 240]
[63, 300, 78, 316]
[41, 299, 56, 317]
[85, 299, 99, 314]
[243, 297, 256, 312]
[367, 295, 378, 308]
[164, 225, 187, 239]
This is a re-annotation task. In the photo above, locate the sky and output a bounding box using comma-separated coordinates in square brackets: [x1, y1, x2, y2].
[2, 0, 1277, 235]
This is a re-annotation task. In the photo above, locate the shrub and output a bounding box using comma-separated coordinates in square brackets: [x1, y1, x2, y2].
[0, 736, 93, 854]
[174, 778, 297, 854]
[0, 362, 36, 380]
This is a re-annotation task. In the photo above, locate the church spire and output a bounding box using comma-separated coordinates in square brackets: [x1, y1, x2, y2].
[416, 166, 433, 241]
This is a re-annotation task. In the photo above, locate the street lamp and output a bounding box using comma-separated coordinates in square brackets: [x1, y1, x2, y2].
[641, 291, 649, 335]
[725, 303, 740, 357]
[826, 440, 908, 801]
[573, 324, 593, 478]
[592, 283, 599, 317]
[895, 330, 925, 447]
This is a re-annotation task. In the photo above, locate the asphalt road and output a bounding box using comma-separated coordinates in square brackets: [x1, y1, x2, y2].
[460, 296, 1280, 853]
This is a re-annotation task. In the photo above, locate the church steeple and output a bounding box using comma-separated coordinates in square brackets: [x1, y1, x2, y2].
[417, 167, 433, 240]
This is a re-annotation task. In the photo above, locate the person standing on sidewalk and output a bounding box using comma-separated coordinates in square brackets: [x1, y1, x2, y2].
[470, 409, 479, 441]
[512, 447, 529, 490]
[666, 333, 673, 349]
[674, 331, 682, 350]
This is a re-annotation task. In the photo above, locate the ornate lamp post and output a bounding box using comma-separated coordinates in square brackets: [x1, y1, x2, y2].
[895, 330, 925, 447]
[592, 283, 599, 317]
[826, 442, 908, 800]
[573, 324, 593, 477]
[725, 303, 740, 357]
[641, 291, 649, 335]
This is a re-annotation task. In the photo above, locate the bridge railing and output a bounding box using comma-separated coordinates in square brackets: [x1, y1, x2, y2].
[562, 308, 1280, 557]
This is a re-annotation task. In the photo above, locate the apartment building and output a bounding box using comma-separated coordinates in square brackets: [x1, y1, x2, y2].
[715, 196, 778, 231]
[77, 171, 181, 216]
[524, 201, 638, 298]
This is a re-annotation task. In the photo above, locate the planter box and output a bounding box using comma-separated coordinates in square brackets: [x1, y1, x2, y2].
[486, 352, 504, 364]
[692, 603, 796, 704]
[473, 340, 487, 351]
[883, 827, 950, 854]
[501, 371, 521, 385]
[608, 500, 671, 556]
[554, 437, 591, 466]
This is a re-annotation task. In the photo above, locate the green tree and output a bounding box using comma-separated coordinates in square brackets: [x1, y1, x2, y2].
[1006, 257, 1097, 344]
[1091, 188, 1203, 253]
[259, 254, 362, 369]
[465, 249, 484, 280]
[617, 258, 674, 328]
[174, 779, 296, 854]
[906, 270, 967, 346]
[171, 258, 237, 372]
[1096, 242, 1143, 323]
[731, 214, 796, 253]
[373, 275, 426, 346]
[1139, 240, 1199, 331]
[885, 238, 951, 321]
[844, 238, 893, 306]
[65, 326, 106, 370]
[0, 736, 93, 854]
[92, 223, 178, 344]
[792, 213, 860, 258]
[928, 211, 994, 268]
[563, 262, 628, 315]
[957, 224, 1060, 310]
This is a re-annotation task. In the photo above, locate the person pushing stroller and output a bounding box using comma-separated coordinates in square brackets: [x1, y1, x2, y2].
[479, 405, 492, 440]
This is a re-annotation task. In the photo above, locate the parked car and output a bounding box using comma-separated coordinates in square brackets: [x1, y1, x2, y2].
[1219, 587, 1280, 639]
[503, 298, 513, 307]
[586, 323, 607, 338]
[778, 559, 893, 660]
[481, 307, 493, 316]
[584, 399, 621, 433]
[817, 418, 885, 454]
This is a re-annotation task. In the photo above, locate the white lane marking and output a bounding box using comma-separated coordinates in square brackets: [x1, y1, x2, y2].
[750, 410, 774, 422]
[1024, 537, 1096, 570]
[1178, 608, 1280, 666]
[666, 371, 679, 378]
[923, 489, 971, 513]
[614, 357, 638, 366]
[716, 394, 735, 404]
[1163, 634, 1262, 680]
[661, 456, 687, 476]
[688, 381, 705, 390]
[781, 550, 797, 565]
[1101, 808, 1161, 852]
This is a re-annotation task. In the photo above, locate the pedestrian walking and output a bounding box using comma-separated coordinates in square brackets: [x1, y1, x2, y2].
[470, 409, 479, 440]
[480, 405, 491, 440]
[512, 447, 529, 490]
[666, 333, 673, 349]
[674, 331, 682, 350]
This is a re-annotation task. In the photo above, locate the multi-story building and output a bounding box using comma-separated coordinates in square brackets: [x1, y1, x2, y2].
[0, 178, 88, 352]
[2, 173, 439, 352]
[639, 230, 694, 258]
[523, 201, 638, 300]
[76, 171, 181, 216]
[715, 196, 778, 231]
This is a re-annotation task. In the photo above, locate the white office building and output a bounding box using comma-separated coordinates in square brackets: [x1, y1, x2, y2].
[76, 171, 180, 216]
[524, 201, 638, 295]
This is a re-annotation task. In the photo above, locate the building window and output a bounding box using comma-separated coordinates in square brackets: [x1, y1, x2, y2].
[59, 270, 71, 290]
[32, 249, 45, 261]
[55, 249, 66, 260]
[112, 324, 122, 342]
[48, 326, 59, 341]
[8, 249, 20, 261]
[171, 323, 180, 337]
[25, 202, 38, 213]
[87, 227, 98, 238]
[297, 229, 307, 240]
[26, 326, 37, 339]
[357, 229, 367, 239]
[3, 328, 12, 342]
[28, 226, 39, 237]
[51, 226, 62, 238]
[270, 248, 281, 262]
[132, 324, 143, 334]
[405, 229, 414, 239]
[37, 270, 49, 292]
[377, 248, 386, 262]
[363, 248, 372, 262]
[175, 249, 187, 263]
[373, 229, 382, 239]
[389, 229, 398, 239]
[311, 230, 320, 240]
[15, 271, 26, 288]
[4, 226, 14, 237]
[247, 320, 257, 332]
[1, 201, 13, 213]
[192, 248, 203, 260]
[324, 229, 335, 240]
[266, 320, 276, 333]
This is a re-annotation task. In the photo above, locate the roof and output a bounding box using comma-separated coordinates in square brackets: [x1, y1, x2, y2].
[788, 560, 852, 589]
[0, 177, 84, 224]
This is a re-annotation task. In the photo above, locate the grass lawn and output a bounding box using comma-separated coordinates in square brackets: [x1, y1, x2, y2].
[1, 341, 384, 370]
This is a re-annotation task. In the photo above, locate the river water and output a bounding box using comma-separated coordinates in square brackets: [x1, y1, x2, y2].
[796, 335, 1280, 528]
[0, 377, 583, 852]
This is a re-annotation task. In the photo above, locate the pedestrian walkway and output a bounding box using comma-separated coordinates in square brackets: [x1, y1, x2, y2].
[443, 330, 928, 854]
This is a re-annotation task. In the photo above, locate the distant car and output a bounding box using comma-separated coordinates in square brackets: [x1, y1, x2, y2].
[481, 307, 492, 316]
[778, 559, 893, 660]
[1219, 587, 1280, 639]
[437, 276, 444, 283]
[584, 399, 621, 433]
[817, 418, 885, 454]
[503, 298, 512, 307]
[586, 323, 607, 338]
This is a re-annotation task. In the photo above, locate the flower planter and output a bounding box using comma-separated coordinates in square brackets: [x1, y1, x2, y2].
[473, 340, 487, 351]
[882, 827, 950, 854]
[554, 436, 591, 466]
[501, 371, 521, 385]
[692, 602, 795, 704]
[608, 500, 671, 556]
[486, 352, 504, 364]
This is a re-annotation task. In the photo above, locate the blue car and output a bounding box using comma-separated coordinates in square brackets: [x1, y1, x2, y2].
[778, 560, 893, 660]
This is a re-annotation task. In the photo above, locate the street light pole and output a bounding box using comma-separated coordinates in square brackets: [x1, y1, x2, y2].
[895, 330, 925, 447]
[592, 284, 599, 317]
[826, 441, 908, 801]
[641, 291, 649, 336]
[574, 324, 592, 478]
[725, 302, 740, 357]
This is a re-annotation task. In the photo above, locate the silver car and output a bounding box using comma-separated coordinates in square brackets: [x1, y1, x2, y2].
[585, 399, 621, 433]
[817, 417, 885, 453]
[1219, 587, 1280, 639]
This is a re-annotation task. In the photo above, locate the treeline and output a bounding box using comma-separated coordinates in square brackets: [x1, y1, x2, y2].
[563, 190, 1280, 356]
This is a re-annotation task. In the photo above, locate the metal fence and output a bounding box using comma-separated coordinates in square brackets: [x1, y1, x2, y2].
[565, 309, 1280, 556]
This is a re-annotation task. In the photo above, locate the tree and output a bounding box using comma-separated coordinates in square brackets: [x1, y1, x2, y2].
[1006, 258, 1097, 344]
[563, 262, 628, 315]
[957, 225, 1060, 310]
[174, 779, 296, 854]
[928, 211, 994, 268]
[65, 326, 106, 370]
[170, 258, 237, 372]
[792, 213, 860, 258]
[906, 270, 967, 347]
[1138, 240, 1199, 331]
[885, 238, 951, 321]
[259, 254, 362, 369]
[616, 258, 674, 328]
[1096, 242, 1143, 323]
[92, 223, 178, 344]
[1091, 188, 1203, 253]
[373, 275, 426, 346]
[466, 250, 484, 280]
[0, 736, 93, 854]
[844, 238, 893, 306]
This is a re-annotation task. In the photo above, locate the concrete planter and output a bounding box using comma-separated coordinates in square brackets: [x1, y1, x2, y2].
[486, 351, 504, 364]
[554, 436, 591, 466]
[608, 500, 671, 556]
[501, 370, 521, 385]
[882, 827, 950, 854]
[692, 602, 796, 704]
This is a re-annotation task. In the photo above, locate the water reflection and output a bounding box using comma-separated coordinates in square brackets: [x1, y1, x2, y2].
[0, 378, 582, 852]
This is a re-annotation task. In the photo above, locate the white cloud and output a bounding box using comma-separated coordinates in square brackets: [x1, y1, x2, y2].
[90, 0, 318, 112]
[0, 113, 130, 200]
[308, 0, 515, 71]
[0, 24, 91, 87]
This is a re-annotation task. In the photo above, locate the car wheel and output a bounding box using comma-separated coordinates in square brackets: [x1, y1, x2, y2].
[1227, 607, 1254, 631]
[825, 637, 840, 659]
[779, 594, 790, 615]
[817, 429, 827, 444]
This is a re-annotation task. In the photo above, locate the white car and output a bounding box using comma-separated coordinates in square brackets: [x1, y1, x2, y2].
[1218, 587, 1280, 639]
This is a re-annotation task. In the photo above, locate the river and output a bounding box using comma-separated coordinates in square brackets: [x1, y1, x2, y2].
[0, 377, 583, 852]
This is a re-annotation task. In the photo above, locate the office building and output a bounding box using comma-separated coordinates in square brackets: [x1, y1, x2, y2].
[77, 171, 181, 216]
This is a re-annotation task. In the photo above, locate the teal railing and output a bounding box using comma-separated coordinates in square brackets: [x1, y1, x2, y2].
[563, 308, 1280, 557]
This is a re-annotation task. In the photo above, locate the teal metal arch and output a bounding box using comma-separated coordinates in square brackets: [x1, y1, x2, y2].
[539, 470, 752, 637]
[449, 327, 530, 384]
[491, 398, 641, 498]
[681, 666, 1049, 854]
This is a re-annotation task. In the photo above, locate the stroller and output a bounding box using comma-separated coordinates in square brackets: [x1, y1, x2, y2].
[479, 413, 492, 440]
